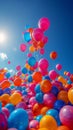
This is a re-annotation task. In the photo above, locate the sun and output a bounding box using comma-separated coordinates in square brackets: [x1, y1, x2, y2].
[0, 31, 8, 44]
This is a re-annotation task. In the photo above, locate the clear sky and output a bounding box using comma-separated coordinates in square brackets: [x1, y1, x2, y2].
[0, 0, 73, 75]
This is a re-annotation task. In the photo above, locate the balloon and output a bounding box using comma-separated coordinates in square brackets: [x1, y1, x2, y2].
[20, 43, 27, 52]
[14, 77, 22, 86]
[35, 92, 43, 103]
[2, 107, 10, 118]
[43, 93, 56, 108]
[38, 58, 49, 70]
[16, 65, 21, 71]
[35, 84, 41, 93]
[49, 70, 58, 80]
[1, 80, 11, 89]
[32, 103, 42, 116]
[57, 90, 69, 104]
[8, 108, 29, 130]
[36, 115, 43, 122]
[40, 48, 45, 55]
[39, 115, 57, 130]
[29, 120, 39, 129]
[40, 80, 52, 93]
[29, 45, 35, 53]
[8, 128, 18, 130]
[38, 128, 48, 130]
[68, 88, 73, 104]
[59, 105, 73, 130]
[3, 88, 11, 95]
[46, 109, 61, 125]
[23, 32, 31, 42]
[10, 93, 22, 105]
[32, 28, 44, 41]
[50, 51, 57, 60]
[57, 125, 70, 130]
[32, 71, 42, 83]
[54, 100, 66, 111]
[28, 75, 33, 82]
[51, 86, 59, 96]
[56, 64, 62, 71]
[70, 74, 73, 82]
[28, 57, 36, 66]
[16, 102, 27, 109]
[40, 106, 49, 115]
[5, 103, 15, 113]
[22, 67, 28, 74]
[38, 17, 50, 31]
[0, 94, 10, 106]
[58, 76, 67, 85]
[5, 72, 11, 78]
[0, 112, 8, 130]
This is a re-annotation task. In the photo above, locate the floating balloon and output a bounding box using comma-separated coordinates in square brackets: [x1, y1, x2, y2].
[0, 112, 8, 130]
[38, 58, 49, 70]
[32, 28, 44, 41]
[14, 77, 22, 86]
[28, 57, 36, 66]
[20, 43, 27, 52]
[38, 17, 50, 31]
[32, 71, 42, 83]
[10, 93, 22, 105]
[68, 88, 73, 104]
[49, 70, 58, 80]
[40, 79, 52, 93]
[56, 64, 62, 71]
[50, 51, 57, 60]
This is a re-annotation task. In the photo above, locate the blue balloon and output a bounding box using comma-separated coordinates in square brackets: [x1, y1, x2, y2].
[35, 92, 43, 103]
[28, 75, 33, 82]
[22, 90, 27, 95]
[28, 57, 36, 66]
[0, 89, 3, 96]
[54, 100, 66, 111]
[24, 32, 31, 42]
[3, 88, 11, 95]
[8, 108, 29, 130]
[51, 86, 59, 96]
[35, 84, 41, 93]
[5, 72, 10, 78]
[22, 67, 27, 74]
[46, 109, 61, 126]
[36, 115, 43, 122]
[43, 75, 50, 80]
[5, 103, 15, 113]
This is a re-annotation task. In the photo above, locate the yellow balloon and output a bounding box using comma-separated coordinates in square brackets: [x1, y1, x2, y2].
[68, 88, 73, 104]
[39, 115, 57, 130]
[10, 93, 22, 105]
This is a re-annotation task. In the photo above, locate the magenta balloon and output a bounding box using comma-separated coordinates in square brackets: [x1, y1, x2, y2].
[43, 93, 56, 107]
[49, 70, 58, 80]
[2, 107, 10, 118]
[16, 102, 27, 109]
[38, 17, 50, 31]
[59, 105, 73, 130]
[0, 112, 8, 130]
[20, 43, 27, 52]
[42, 36, 48, 44]
[40, 48, 45, 55]
[38, 58, 49, 70]
[29, 96, 37, 107]
[32, 28, 44, 41]
[56, 64, 62, 71]
[16, 65, 21, 71]
[27, 53, 32, 57]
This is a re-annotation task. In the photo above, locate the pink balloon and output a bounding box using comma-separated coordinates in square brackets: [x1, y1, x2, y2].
[38, 17, 50, 31]
[49, 70, 58, 80]
[16, 65, 21, 71]
[29, 96, 37, 107]
[38, 58, 49, 70]
[42, 36, 48, 44]
[27, 53, 32, 57]
[20, 43, 27, 52]
[56, 64, 62, 70]
[29, 120, 39, 129]
[43, 93, 56, 107]
[2, 107, 10, 118]
[40, 48, 45, 55]
[32, 28, 44, 41]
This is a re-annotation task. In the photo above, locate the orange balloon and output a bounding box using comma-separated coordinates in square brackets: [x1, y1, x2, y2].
[57, 125, 70, 130]
[0, 80, 11, 89]
[40, 107, 49, 115]
[68, 87, 73, 104]
[38, 41, 45, 48]
[38, 128, 48, 130]
[10, 93, 22, 105]
[25, 63, 30, 70]
[14, 77, 22, 86]
[40, 79, 52, 93]
[50, 51, 57, 60]
[29, 45, 35, 53]
[57, 90, 69, 104]
[0, 73, 4, 81]
[32, 71, 42, 83]
[32, 103, 43, 116]
[40, 115, 57, 130]
[0, 94, 10, 106]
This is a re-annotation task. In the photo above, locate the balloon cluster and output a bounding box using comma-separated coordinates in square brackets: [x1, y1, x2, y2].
[0, 17, 73, 130]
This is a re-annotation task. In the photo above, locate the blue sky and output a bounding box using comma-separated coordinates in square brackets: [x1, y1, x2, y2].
[0, 0, 73, 75]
